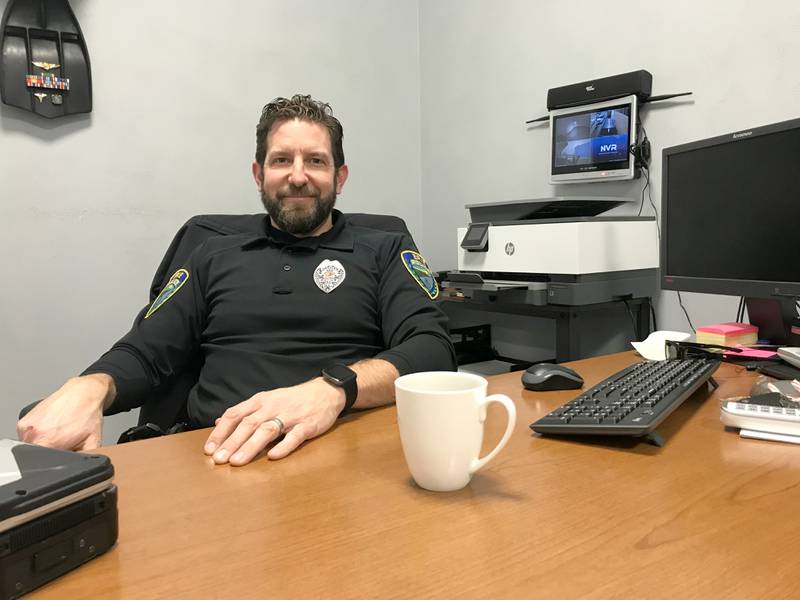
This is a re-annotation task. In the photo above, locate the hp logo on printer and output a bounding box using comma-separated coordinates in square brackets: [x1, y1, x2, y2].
[504, 242, 515, 256]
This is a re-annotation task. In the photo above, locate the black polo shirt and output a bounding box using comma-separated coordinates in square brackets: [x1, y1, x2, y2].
[85, 212, 455, 426]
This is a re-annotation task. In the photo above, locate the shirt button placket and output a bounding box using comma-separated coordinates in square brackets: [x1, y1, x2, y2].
[283, 246, 295, 273]
[272, 247, 295, 294]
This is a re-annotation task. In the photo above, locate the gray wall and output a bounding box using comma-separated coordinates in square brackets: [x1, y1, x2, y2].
[3, 0, 798, 443]
[420, 0, 800, 359]
[0, 1, 422, 442]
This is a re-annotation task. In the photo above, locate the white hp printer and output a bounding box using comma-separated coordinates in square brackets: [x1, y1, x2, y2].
[446, 197, 658, 305]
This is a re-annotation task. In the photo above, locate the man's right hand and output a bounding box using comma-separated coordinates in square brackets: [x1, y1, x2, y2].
[17, 374, 115, 451]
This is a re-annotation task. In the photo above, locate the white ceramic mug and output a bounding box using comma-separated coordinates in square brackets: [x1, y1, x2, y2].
[394, 371, 517, 492]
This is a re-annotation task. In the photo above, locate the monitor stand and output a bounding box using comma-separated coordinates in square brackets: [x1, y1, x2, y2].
[745, 297, 800, 345]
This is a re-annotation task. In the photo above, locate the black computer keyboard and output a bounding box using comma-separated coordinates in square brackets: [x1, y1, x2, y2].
[530, 358, 721, 439]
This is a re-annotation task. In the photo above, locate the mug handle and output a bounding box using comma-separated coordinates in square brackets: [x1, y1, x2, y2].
[469, 394, 517, 475]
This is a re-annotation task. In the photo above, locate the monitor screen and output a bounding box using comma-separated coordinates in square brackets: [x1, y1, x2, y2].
[661, 118, 800, 298]
[550, 95, 636, 184]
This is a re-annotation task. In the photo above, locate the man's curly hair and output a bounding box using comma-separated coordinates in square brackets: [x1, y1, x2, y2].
[255, 94, 345, 169]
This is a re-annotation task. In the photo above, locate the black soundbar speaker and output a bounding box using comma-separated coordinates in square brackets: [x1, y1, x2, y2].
[547, 70, 652, 110]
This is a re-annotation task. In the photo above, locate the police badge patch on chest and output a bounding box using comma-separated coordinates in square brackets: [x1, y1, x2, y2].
[313, 259, 346, 293]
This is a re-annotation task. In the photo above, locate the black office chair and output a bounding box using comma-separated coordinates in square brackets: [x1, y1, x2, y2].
[20, 212, 413, 442]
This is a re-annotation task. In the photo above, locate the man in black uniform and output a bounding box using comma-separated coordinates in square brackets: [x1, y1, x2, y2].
[18, 94, 456, 466]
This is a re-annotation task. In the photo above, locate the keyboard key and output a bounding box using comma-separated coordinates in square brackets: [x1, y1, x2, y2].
[569, 416, 603, 424]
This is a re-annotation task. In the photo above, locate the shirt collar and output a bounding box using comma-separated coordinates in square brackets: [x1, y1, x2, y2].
[240, 209, 354, 251]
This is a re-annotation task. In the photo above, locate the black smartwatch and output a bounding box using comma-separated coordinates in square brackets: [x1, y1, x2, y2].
[321, 364, 358, 415]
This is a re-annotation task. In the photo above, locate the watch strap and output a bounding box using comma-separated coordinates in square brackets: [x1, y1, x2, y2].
[322, 364, 358, 415]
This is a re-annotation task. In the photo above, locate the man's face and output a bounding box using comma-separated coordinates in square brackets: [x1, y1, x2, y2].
[252, 118, 348, 236]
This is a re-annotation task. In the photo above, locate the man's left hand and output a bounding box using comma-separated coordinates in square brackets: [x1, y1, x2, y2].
[203, 378, 346, 466]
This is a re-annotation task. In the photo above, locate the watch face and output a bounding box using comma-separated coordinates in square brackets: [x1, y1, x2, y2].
[324, 364, 355, 384]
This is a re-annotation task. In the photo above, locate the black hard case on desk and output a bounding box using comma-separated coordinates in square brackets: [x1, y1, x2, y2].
[0, 440, 117, 598]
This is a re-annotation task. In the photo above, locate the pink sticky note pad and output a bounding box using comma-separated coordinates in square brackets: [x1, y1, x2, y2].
[697, 322, 758, 335]
[723, 347, 777, 359]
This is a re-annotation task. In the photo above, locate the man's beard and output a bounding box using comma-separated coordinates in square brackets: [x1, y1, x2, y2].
[260, 183, 336, 235]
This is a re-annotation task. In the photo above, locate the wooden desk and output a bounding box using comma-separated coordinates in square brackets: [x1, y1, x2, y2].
[31, 352, 800, 599]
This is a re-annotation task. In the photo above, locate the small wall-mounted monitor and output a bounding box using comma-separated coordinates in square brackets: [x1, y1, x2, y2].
[550, 94, 637, 184]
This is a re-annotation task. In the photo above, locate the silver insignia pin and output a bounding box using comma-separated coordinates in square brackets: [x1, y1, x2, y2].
[313, 259, 346, 293]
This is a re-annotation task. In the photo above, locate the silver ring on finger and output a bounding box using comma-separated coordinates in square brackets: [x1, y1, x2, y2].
[266, 416, 285, 434]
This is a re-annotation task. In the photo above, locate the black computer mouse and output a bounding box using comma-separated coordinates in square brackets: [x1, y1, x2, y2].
[521, 363, 584, 391]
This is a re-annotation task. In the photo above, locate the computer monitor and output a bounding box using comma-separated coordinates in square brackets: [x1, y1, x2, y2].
[661, 117, 800, 344]
[550, 94, 637, 184]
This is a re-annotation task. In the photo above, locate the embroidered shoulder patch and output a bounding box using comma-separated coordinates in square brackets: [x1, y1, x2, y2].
[145, 269, 189, 319]
[400, 250, 439, 300]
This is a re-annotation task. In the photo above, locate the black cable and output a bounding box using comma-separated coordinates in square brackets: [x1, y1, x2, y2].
[649, 299, 658, 332]
[634, 116, 649, 217]
[643, 164, 661, 240]
[621, 298, 639, 340]
[635, 165, 660, 238]
[676, 291, 696, 332]
[736, 296, 744, 322]
[637, 165, 649, 216]
[632, 119, 660, 239]
[639, 120, 650, 146]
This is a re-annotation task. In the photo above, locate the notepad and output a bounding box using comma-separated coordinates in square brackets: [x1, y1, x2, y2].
[696, 322, 758, 346]
[723, 347, 778, 360]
